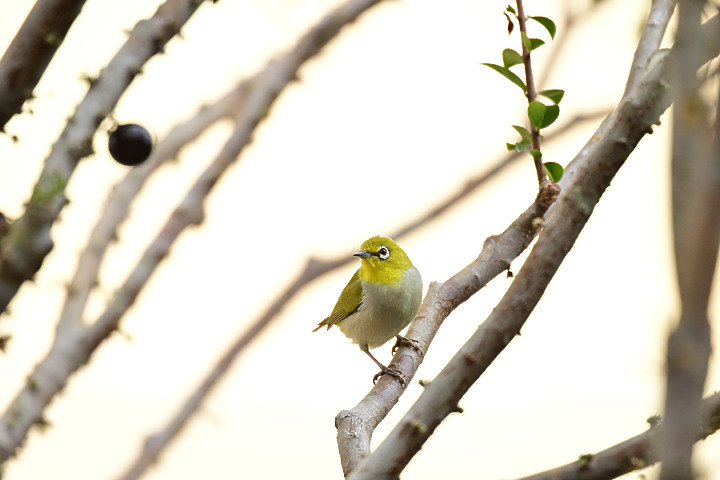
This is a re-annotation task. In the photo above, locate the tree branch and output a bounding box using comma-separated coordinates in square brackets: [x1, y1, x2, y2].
[623, 0, 677, 97]
[515, 0, 546, 187]
[514, 391, 720, 480]
[658, 1, 719, 478]
[0, 0, 87, 130]
[0, 0, 204, 319]
[344, 13, 720, 477]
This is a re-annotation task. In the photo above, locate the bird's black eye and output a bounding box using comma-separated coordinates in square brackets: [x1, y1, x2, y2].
[377, 246, 390, 260]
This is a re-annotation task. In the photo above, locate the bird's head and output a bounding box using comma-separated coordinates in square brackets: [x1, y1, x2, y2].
[354, 235, 413, 284]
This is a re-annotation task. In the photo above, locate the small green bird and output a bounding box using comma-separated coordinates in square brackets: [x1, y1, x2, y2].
[314, 235, 423, 382]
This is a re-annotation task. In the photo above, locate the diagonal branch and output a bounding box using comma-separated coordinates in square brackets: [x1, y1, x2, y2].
[0, 0, 204, 319]
[0, 0, 88, 130]
[345, 13, 720, 478]
[623, 0, 677, 97]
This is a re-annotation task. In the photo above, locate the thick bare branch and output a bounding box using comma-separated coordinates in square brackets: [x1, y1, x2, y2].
[0, 0, 204, 318]
[515, 391, 720, 480]
[0, 0, 87, 130]
[623, 0, 677, 96]
[345, 13, 720, 476]
[658, 1, 719, 478]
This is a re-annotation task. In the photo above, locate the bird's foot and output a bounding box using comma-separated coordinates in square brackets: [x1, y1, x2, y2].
[392, 335, 423, 356]
[372, 365, 407, 387]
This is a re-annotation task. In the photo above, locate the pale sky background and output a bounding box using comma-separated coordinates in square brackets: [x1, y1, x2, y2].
[1, 0, 719, 479]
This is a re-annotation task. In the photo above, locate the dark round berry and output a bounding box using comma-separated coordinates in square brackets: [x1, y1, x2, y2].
[108, 124, 153, 166]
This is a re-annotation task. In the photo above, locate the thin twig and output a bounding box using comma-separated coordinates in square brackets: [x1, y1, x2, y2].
[515, 0, 546, 187]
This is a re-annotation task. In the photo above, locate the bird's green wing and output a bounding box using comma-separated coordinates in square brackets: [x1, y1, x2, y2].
[313, 269, 363, 331]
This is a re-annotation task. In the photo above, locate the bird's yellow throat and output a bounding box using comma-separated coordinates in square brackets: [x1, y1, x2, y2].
[358, 257, 410, 285]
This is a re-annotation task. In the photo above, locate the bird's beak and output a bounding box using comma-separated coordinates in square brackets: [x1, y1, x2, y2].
[353, 250, 372, 259]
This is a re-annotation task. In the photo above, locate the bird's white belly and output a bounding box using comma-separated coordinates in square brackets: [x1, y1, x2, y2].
[338, 266, 422, 349]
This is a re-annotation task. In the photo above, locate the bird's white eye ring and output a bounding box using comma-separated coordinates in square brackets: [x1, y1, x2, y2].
[377, 246, 390, 260]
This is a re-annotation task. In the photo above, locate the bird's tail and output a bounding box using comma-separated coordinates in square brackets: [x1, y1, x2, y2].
[312, 318, 331, 332]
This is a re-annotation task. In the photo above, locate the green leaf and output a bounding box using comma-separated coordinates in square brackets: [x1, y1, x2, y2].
[520, 32, 531, 51]
[506, 5, 516, 15]
[527, 101, 546, 128]
[542, 104, 560, 127]
[502, 48, 523, 68]
[544, 162, 564, 182]
[510, 142, 536, 153]
[480, 63, 527, 93]
[538, 89, 565, 104]
[511, 125, 531, 144]
[529, 149, 543, 160]
[529, 16, 557, 39]
[529, 37, 545, 50]
[527, 101, 560, 128]
[520, 33, 545, 51]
